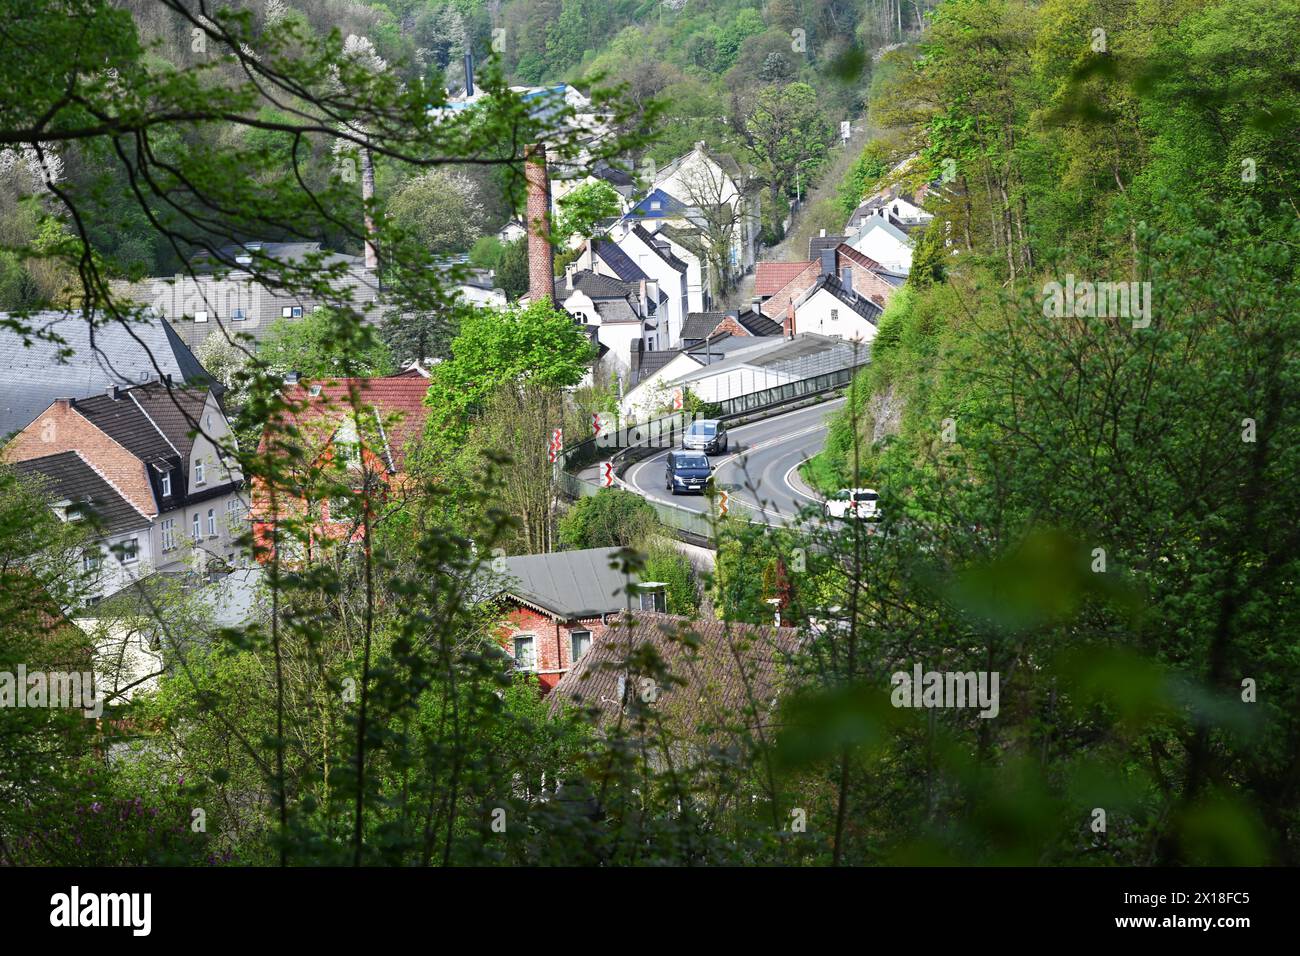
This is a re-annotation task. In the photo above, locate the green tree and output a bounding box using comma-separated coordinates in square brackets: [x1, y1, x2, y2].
[259, 308, 395, 379]
[557, 488, 658, 550]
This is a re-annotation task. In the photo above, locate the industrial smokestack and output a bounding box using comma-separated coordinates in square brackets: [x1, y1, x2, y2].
[525, 143, 555, 306]
[361, 142, 378, 270]
[464, 51, 475, 97]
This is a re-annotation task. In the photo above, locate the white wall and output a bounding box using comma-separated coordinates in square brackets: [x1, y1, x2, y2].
[795, 288, 879, 344]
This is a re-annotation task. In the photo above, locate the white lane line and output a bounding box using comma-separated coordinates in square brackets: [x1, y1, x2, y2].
[783, 458, 823, 503]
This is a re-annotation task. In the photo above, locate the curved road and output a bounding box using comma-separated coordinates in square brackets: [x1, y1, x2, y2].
[621, 398, 843, 526]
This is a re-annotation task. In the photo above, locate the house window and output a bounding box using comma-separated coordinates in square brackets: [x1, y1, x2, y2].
[232, 308, 247, 322]
[637, 588, 666, 613]
[160, 469, 171, 497]
[192, 513, 201, 541]
[118, 538, 139, 564]
[161, 518, 175, 551]
[207, 508, 216, 537]
[647, 336, 657, 351]
[194, 310, 208, 323]
[513, 634, 537, 671]
[281, 305, 304, 319]
[82, 547, 103, 574]
[227, 497, 242, 520]
[570, 630, 592, 663]
[650, 200, 662, 211]
[830, 308, 839, 322]
[194, 458, 205, 485]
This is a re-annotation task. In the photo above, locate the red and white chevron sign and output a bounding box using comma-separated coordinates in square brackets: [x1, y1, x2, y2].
[601, 461, 614, 487]
[591, 412, 603, 436]
[548, 427, 563, 463]
[718, 489, 729, 515]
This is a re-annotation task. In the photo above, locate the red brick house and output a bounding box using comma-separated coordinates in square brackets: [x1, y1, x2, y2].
[493, 547, 664, 693]
[252, 371, 431, 560]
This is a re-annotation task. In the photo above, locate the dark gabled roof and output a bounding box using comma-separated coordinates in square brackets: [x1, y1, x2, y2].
[73, 389, 180, 468]
[548, 611, 801, 737]
[498, 547, 639, 619]
[681, 312, 728, 341]
[13, 451, 148, 536]
[736, 309, 783, 337]
[631, 224, 688, 273]
[128, 383, 211, 460]
[0, 311, 215, 438]
[592, 164, 635, 189]
[191, 241, 363, 272]
[798, 273, 884, 325]
[808, 234, 841, 260]
[591, 238, 649, 283]
[558, 269, 639, 300]
[629, 346, 688, 387]
[594, 298, 640, 324]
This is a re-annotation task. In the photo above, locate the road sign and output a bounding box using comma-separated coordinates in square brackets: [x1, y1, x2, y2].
[718, 489, 729, 516]
[601, 461, 614, 487]
[548, 427, 562, 463]
[591, 412, 603, 436]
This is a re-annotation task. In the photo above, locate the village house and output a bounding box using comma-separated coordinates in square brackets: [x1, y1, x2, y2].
[5, 380, 248, 601]
[548, 611, 801, 751]
[250, 369, 432, 560]
[493, 546, 666, 693]
[125, 241, 382, 353]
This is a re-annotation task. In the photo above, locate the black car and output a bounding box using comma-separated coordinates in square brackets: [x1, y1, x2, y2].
[665, 450, 712, 495]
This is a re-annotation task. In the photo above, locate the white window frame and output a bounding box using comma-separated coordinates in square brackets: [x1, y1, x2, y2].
[82, 547, 103, 574]
[160, 469, 171, 497]
[512, 633, 537, 671]
[119, 537, 139, 564]
[194, 310, 208, 323]
[194, 458, 205, 486]
[192, 513, 201, 542]
[570, 629, 592, 663]
[232, 308, 247, 322]
[207, 508, 216, 537]
[161, 518, 175, 551]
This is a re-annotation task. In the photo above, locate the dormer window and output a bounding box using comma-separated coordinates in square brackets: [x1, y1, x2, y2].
[160, 469, 172, 497]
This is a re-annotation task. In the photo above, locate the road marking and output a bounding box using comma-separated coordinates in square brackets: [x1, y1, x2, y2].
[783, 458, 823, 503]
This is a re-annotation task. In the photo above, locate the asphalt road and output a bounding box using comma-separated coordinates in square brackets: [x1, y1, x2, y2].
[620, 398, 845, 526]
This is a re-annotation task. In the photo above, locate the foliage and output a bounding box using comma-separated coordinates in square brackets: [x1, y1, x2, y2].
[557, 488, 658, 550]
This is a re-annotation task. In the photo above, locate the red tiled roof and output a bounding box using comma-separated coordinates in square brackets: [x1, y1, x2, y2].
[755, 261, 815, 295]
[266, 375, 433, 470]
[836, 243, 886, 273]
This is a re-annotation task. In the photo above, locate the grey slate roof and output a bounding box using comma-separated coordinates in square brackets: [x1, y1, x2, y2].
[809, 234, 841, 260]
[13, 451, 147, 536]
[594, 299, 640, 324]
[798, 273, 885, 325]
[192, 241, 363, 272]
[73, 389, 180, 468]
[129, 383, 211, 459]
[0, 311, 213, 438]
[630, 346, 690, 387]
[591, 239, 649, 283]
[558, 270, 639, 300]
[499, 547, 640, 619]
[681, 312, 727, 341]
[736, 308, 783, 337]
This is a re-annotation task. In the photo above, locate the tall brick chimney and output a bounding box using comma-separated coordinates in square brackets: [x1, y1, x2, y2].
[525, 143, 555, 306]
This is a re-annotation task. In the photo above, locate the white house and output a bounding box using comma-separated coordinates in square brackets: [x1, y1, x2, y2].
[590, 225, 690, 347]
[791, 273, 884, 343]
[555, 268, 659, 381]
[847, 208, 914, 274]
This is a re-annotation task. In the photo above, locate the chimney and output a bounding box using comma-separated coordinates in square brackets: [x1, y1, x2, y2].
[463, 50, 475, 97]
[840, 267, 854, 293]
[565, 265, 574, 291]
[638, 279, 648, 316]
[361, 144, 379, 270]
[751, 296, 761, 313]
[819, 247, 836, 276]
[105, 384, 119, 401]
[524, 143, 555, 306]
[284, 371, 301, 385]
[785, 302, 796, 339]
